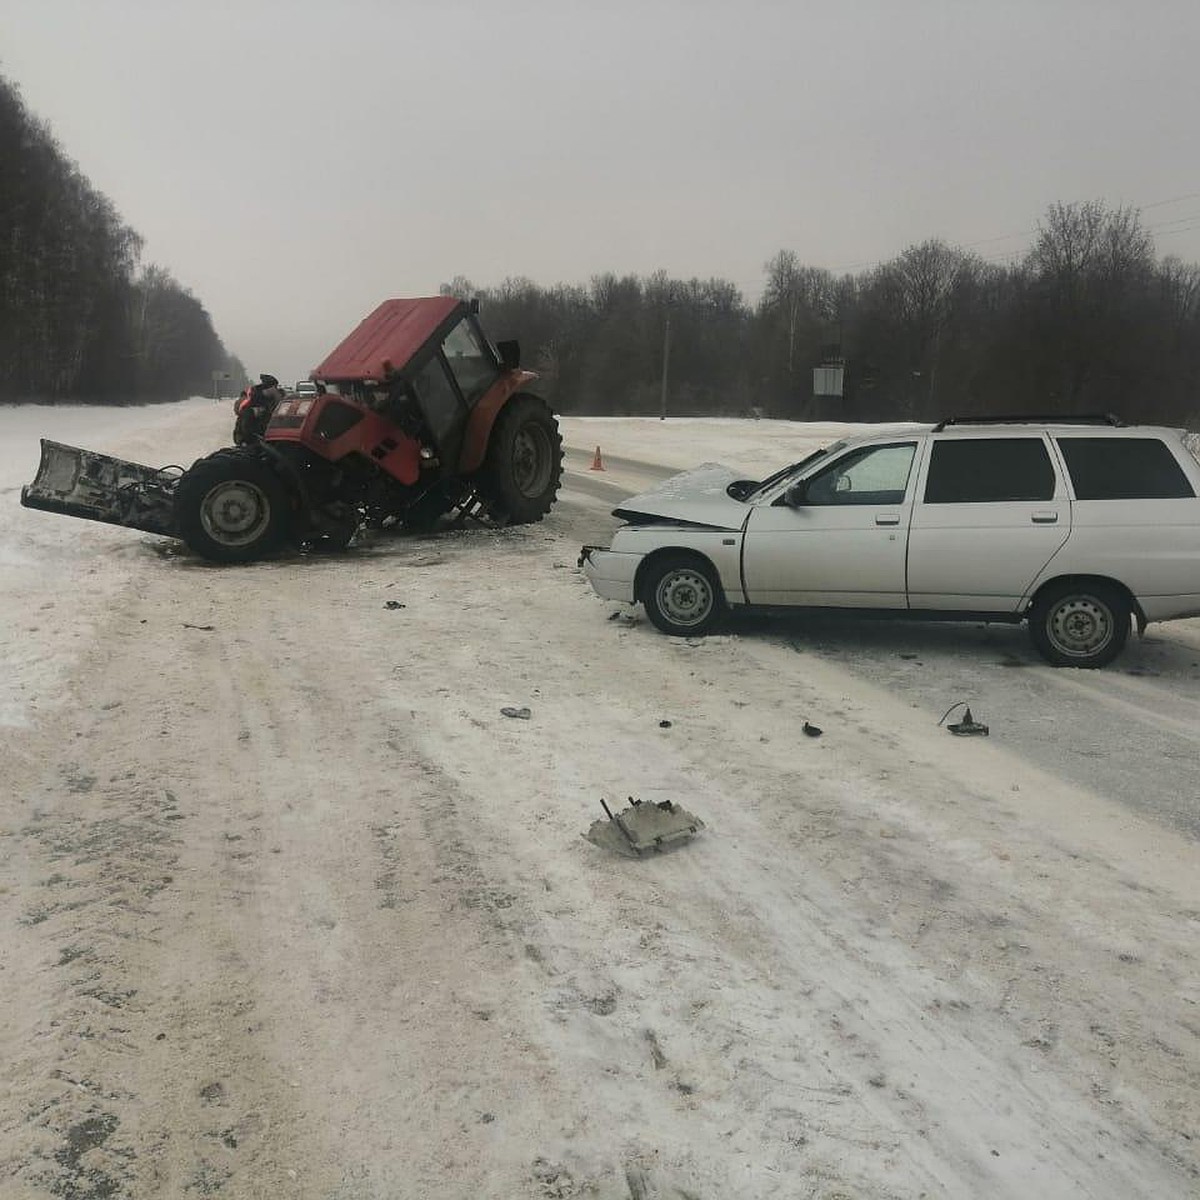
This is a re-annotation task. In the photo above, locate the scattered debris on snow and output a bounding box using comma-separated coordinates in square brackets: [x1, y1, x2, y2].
[585, 797, 705, 857]
[939, 700, 990, 736]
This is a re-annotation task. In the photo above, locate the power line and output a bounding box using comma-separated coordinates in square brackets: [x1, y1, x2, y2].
[1155, 220, 1200, 238]
[1137, 191, 1200, 211]
[1145, 210, 1200, 233]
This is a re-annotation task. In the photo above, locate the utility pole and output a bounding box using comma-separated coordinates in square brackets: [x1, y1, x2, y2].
[659, 312, 671, 420]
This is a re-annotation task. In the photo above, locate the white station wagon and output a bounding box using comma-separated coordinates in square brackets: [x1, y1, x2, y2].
[579, 417, 1200, 668]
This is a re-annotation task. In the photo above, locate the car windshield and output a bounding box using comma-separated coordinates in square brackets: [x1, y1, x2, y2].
[741, 445, 840, 500]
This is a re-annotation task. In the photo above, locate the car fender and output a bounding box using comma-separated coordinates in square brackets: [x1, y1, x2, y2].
[617, 528, 747, 606]
[459, 371, 540, 474]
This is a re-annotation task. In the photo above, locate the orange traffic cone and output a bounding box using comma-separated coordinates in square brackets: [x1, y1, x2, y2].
[590, 446, 605, 471]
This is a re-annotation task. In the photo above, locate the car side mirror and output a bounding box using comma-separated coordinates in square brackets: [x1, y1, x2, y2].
[497, 339, 521, 370]
[784, 482, 808, 506]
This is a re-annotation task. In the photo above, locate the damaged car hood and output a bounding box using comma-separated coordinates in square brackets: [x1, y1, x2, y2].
[613, 463, 750, 531]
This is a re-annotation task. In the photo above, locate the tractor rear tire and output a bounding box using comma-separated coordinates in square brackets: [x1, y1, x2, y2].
[480, 394, 563, 525]
[175, 450, 292, 564]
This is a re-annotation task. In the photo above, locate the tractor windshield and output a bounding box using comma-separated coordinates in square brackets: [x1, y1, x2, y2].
[440, 318, 498, 403]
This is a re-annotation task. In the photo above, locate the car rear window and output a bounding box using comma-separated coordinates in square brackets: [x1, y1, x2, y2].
[924, 438, 1056, 503]
[1056, 437, 1196, 500]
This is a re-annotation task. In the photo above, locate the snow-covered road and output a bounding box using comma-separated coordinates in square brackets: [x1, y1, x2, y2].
[1, 402, 1198, 1198]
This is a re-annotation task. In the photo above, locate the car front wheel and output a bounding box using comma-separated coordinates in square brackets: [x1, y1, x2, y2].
[1028, 581, 1129, 668]
[641, 553, 726, 637]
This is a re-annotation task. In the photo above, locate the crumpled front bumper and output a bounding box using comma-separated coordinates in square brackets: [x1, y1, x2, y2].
[578, 545, 640, 603]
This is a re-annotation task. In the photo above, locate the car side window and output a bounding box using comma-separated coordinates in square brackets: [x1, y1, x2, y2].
[924, 438, 1055, 503]
[802, 443, 916, 505]
[1056, 437, 1196, 500]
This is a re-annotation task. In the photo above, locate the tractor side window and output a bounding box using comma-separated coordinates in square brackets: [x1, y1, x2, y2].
[412, 356, 465, 448]
[440, 320, 498, 402]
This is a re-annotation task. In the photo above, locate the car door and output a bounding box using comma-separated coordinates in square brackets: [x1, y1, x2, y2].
[906, 434, 1071, 612]
[741, 440, 920, 606]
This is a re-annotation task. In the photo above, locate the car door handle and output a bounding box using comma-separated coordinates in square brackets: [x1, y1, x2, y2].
[1031, 511, 1059, 524]
[875, 513, 900, 526]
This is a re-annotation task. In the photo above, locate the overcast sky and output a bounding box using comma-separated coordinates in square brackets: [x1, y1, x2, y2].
[3, 0, 1199, 385]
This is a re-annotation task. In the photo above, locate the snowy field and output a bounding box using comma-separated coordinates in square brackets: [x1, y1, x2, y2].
[2, 401, 1200, 1198]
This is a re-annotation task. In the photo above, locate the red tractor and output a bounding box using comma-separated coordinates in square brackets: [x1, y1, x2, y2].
[22, 297, 564, 563]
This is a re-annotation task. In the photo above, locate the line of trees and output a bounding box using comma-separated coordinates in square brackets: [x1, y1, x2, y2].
[5, 60, 1197, 426]
[451, 200, 1200, 428]
[0, 73, 243, 405]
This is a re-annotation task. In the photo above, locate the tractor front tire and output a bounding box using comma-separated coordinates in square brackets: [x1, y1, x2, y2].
[175, 450, 292, 564]
[480, 394, 563, 525]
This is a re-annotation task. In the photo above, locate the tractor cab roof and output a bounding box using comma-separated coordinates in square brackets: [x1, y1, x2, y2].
[312, 296, 466, 384]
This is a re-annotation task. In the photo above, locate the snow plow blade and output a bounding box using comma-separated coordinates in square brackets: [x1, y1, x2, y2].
[20, 439, 179, 536]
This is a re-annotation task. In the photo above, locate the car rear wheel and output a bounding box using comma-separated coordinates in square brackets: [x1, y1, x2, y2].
[175, 451, 292, 564]
[1028, 581, 1129, 668]
[641, 553, 726, 636]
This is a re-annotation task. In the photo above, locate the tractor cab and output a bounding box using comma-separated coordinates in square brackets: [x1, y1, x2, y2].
[300, 297, 519, 467]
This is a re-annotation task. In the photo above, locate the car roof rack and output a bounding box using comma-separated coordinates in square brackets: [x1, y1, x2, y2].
[931, 413, 1124, 432]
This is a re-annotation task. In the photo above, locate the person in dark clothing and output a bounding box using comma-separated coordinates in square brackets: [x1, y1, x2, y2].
[233, 374, 285, 443]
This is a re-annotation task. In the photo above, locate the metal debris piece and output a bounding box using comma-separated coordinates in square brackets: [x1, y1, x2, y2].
[585, 796, 705, 858]
[802, 721, 822, 737]
[500, 706, 532, 720]
[938, 701, 989, 736]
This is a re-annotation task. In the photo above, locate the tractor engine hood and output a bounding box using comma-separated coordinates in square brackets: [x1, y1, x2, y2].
[612, 463, 749, 531]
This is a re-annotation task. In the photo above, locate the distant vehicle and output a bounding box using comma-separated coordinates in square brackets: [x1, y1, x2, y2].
[580, 416, 1200, 668]
[293, 380, 318, 398]
[21, 297, 563, 562]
